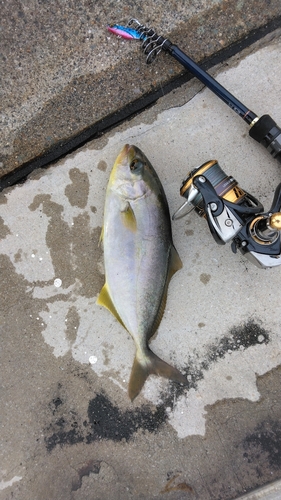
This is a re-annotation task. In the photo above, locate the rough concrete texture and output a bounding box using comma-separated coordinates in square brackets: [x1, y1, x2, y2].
[1, 31, 281, 500]
[1, 0, 280, 178]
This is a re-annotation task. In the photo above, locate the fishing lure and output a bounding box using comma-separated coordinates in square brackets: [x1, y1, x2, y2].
[107, 24, 144, 40]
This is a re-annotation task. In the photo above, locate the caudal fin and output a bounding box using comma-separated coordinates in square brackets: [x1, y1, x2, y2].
[128, 348, 187, 401]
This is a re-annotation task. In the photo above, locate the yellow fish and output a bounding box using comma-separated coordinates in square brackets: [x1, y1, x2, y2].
[97, 145, 186, 400]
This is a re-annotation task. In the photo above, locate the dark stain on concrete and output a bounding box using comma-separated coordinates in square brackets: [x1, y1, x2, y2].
[29, 194, 104, 296]
[0, 193, 8, 204]
[229, 319, 269, 348]
[200, 273, 211, 284]
[161, 473, 194, 494]
[45, 392, 84, 451]
[52, 397, 63, 412]
[2, 247, 277, 498]
[45, 391, 167, 452]
[87, 393, 166, 442]
[45, 425, 84, 452]
[14, 248, 23, 262]
[243, 419, 281, 469]
[1, 243, 280, 499]
[40, 367, 281, 499]
[64, 168, 89, 209]
[44, 319, 271, 453]
[0, 215, 11, 239]
[97, 160, 107, 172]
[71, 459, 102, 491]
[29, 194, 74, 288]
[168, 318, 270, 395]
[65, 305, 80, 345]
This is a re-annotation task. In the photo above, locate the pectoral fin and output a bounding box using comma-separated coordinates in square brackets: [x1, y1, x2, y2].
[121, 202, 137, 232]
[96, 283, 126, 329]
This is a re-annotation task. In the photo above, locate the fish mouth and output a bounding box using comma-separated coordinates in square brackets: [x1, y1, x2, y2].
[117, 144, 136, 164]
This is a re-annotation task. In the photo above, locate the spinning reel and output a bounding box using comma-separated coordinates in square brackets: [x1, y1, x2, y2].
[173, 160, 281, 268]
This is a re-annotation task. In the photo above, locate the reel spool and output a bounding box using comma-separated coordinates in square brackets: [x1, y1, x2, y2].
[173, 160, 281, 268]
[176, 160, 255, 219]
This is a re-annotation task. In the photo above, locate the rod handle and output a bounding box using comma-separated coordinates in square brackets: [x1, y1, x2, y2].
[249, 114, 281, 163]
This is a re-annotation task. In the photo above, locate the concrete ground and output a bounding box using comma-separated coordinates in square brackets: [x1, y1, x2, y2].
[1, 12, 281, 500]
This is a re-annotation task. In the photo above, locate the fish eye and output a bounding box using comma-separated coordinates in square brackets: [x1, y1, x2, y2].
[130, 159, 144, 171]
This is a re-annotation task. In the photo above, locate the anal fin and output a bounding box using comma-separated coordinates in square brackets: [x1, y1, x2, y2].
[96, 283, 126, 329]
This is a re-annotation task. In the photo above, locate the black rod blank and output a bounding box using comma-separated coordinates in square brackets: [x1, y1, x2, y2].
[159, 38, 281, 163]
[163, 41, 257, 125]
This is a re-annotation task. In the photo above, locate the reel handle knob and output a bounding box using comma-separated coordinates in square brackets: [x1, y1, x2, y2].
[269, 212, 281, 231]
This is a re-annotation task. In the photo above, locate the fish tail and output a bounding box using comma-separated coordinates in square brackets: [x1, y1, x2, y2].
[128, 348, 187, 401]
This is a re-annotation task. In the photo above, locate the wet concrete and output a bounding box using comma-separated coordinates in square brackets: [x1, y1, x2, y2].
[1, 0, 281, 179]
[1, 27, 281, 500]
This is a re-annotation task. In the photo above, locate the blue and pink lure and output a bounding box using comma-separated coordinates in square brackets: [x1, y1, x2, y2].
[107, 24, 144, 40]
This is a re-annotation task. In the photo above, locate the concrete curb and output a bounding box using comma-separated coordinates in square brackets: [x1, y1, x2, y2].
[235, 479, 281, 500]
[1, 1, 281, 181]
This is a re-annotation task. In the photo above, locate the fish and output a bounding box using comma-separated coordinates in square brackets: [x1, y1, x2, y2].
[97, 144, 187, 401]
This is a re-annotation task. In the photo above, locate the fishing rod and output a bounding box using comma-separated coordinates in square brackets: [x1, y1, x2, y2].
[108, 19, 281, 164]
